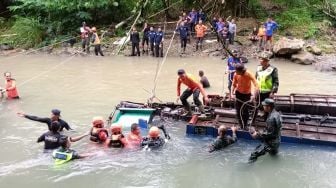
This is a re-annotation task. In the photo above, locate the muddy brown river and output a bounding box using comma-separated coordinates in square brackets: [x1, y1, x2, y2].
[0, 54, 335, 188]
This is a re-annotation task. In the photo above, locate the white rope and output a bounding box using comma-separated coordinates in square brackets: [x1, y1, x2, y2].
[18, 54, 76, 87]
[0, 36, 79, 62]
[150, 31, 176, 101]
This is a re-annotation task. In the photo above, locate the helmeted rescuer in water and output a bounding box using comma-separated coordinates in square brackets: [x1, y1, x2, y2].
[90, 116, 109, 143]
[141, 126, 169, 149]
[106, 123, 128, 148]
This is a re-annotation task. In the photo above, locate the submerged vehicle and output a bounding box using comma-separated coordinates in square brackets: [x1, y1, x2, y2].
[112, 93, 336, 147]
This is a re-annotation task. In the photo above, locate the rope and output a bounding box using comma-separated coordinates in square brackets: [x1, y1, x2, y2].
[17, 54, 76, 87]
[149, 31, 176, 102]
[0, 36, 79, 62]
[116, 8, 143, 55]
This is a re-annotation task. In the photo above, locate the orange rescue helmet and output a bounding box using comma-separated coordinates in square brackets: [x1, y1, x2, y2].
[148, 126, 160, 138]
[92, 116, 104, 128]
[111, 123, 122, 134]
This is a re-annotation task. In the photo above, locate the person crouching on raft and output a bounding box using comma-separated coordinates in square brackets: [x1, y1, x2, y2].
[106, 123, 128, 148]
[90, 116, 109, 143]
[176, 69, 209, 115]
[53, 134, 90, 165]
[141, 126, 168, 150]
[1, 72, 19, 99]
[208, 125, 237, 153]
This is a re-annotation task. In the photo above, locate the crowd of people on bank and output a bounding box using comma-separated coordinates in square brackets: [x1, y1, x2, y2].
[78, 7, 278, 58]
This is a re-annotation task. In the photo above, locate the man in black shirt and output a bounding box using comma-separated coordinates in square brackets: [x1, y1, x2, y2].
[142, 22, 150, 54]
[130, 27, 140, 56]
[17, 109, 72, 131]
[37, 121, 62, 150]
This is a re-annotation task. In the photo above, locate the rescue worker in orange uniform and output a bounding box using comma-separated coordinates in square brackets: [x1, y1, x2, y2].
[91, 27, 104, 56]
[1, 72, 19, 99]
[195, 20, 208, 51]
[231, 64, 259, 129]
[89, 116, 109, 143]
[176, 69, 209, 115]
[106, 123, 127, 148]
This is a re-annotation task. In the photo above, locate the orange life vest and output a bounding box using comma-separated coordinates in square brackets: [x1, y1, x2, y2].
[195, 24, 207, 38]
[258, 27, 266, 37]
[5, 79, 19, 99]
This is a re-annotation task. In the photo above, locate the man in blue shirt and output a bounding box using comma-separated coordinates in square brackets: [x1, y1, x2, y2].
[154, 27, 164, 57]
[176, 21, 189, 54]
[148, 26, 156, 56]
[264, 16, 278, 51]
[188, 8, 198, 36]
[196, 9, 206, 22]
[216, 18, 224, 42]
[225, 49, 242, 92]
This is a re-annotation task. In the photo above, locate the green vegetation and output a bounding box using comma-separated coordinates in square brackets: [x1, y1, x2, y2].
[0, 0, 335, 48]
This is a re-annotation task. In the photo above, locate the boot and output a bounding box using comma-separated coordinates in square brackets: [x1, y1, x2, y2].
[198, 105, 205, 114]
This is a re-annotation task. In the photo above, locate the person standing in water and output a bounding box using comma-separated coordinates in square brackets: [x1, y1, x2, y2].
[226, 49, 242, 93]
[198, 70, 210, 88]
[1, 72, 19, 99]
[91, 27, 104, 56]
[249, 98, 282, 162]
[37, 121, 63, 150]
[17, 109, 72, 131]
[126, 123, 142, 147]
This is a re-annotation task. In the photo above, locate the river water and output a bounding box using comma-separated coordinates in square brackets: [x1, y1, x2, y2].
[0, 55, 335, 188]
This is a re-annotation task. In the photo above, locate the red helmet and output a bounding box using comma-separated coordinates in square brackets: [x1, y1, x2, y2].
[92, 116, 104, 128]
[111, 123, 122, 134]
[148, 126, 160, 138]
[98, 130, 108, 142]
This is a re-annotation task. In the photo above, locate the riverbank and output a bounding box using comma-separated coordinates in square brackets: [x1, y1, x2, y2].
[1, 34, 335, 72]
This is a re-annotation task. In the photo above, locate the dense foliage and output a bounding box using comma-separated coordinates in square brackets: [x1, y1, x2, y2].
[0, 0, 335, 48]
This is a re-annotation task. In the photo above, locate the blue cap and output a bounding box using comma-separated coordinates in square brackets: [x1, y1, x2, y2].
[51, 109, 61, 116]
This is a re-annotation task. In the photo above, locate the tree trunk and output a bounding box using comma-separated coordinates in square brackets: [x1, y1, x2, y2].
[162, 0, 175, 20]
